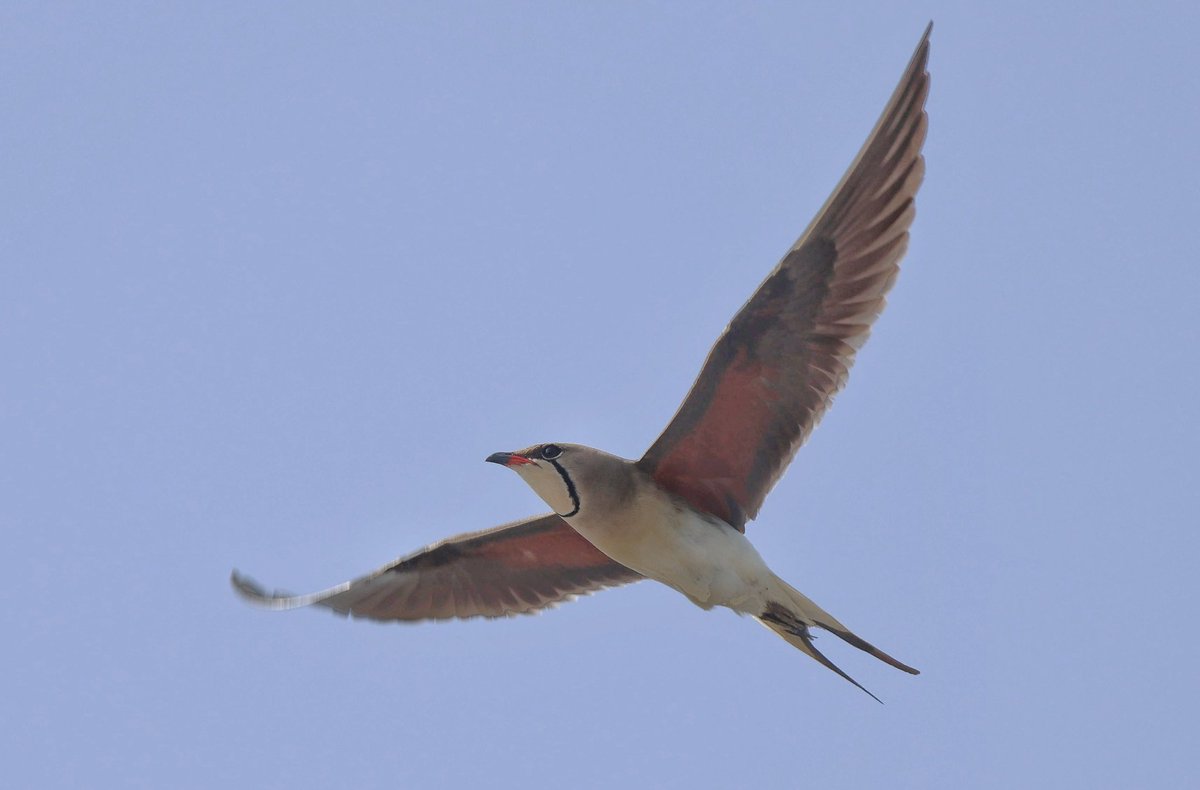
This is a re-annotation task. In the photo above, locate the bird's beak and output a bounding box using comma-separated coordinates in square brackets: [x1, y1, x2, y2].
[486, 451, 534, 468]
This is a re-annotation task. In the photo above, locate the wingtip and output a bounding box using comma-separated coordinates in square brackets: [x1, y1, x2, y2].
[230, 568, 295, 608]
[230, 568, 266, 602]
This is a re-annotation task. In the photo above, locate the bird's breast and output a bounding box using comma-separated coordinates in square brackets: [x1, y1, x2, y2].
[566, 493, 774, 611]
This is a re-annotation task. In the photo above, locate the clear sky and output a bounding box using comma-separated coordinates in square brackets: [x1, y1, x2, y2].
[4, 3, 1199, 788]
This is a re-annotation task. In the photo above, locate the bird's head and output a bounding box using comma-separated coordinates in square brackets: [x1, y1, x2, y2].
[486, 443, 632, 519]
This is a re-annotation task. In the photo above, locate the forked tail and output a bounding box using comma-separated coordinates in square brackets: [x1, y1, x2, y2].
[758, 577, 919, 703]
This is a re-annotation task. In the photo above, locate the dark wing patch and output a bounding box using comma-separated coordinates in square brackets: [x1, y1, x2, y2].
[232, 514, 641, 621]
[639, 26, 932, 530]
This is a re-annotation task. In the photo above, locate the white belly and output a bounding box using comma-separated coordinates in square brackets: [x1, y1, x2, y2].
[566, 493, 776, 613]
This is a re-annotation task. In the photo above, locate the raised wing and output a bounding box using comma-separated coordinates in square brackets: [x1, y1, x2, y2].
[232, 514, 641, 620]
[638, 26, 931, 531]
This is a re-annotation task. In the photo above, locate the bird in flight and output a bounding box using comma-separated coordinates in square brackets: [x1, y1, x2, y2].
[233, 25, 931, 702]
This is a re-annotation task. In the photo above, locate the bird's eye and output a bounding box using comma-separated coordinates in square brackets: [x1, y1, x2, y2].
[541, 444, 562, 460]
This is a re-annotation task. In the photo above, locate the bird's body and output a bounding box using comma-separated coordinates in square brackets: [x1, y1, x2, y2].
[488, 442, 916, 700]
[233, 24, 933, 701]
[553, 449, 768, 612]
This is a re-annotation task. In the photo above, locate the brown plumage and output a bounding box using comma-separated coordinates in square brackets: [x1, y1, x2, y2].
[232, 514, 640, 620]
[639, 25, 930, 530]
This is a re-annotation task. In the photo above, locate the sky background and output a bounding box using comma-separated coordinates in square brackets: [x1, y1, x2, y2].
[4, 3, 1199, 788]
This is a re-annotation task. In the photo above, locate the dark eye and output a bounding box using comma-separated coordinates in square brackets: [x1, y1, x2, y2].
[541, 444, 562, 460]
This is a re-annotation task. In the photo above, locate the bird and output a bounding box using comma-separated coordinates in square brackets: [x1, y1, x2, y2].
[233, 24, 931, 702]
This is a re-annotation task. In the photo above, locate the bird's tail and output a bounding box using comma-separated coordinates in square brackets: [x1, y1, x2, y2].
[757, 575, 919, 703]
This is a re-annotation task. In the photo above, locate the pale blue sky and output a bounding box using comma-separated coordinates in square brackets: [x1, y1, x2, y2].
[4, 3, 1199, 788]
